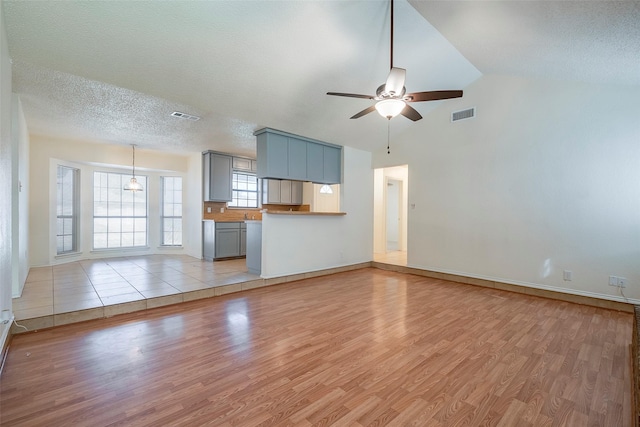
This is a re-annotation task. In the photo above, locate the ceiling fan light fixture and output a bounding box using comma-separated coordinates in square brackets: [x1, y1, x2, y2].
[375, 99, 406, 119]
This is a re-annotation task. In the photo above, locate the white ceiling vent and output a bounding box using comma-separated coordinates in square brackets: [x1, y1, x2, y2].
[171, 111, 200, 121]
[451, 107, 475, 123]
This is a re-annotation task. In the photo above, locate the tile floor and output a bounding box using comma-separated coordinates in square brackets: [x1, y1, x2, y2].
[14, 255, 258, 321]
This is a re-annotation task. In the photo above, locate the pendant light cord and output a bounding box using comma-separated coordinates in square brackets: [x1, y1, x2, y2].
[387, 119, 391, 154]
[132, 145, 136, 178]
[390, 0, 394, 70]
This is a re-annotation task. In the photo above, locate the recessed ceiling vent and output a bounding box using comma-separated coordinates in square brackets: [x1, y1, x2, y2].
[451, 107, 475, 123]
[171, 111, 200, 121]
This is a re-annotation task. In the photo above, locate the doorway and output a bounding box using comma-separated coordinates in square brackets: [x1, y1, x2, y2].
[386, 178, 401, 251]
[373, 165, 408, 266]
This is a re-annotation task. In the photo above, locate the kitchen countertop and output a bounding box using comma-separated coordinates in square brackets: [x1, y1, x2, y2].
[263, 210, 346, 216]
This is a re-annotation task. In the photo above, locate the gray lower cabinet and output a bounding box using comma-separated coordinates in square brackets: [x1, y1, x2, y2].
[240, 228, 247, 256]
[215, 223, 241, 258]
[245, 221, 262, 275]
[203, 221, 247, 260]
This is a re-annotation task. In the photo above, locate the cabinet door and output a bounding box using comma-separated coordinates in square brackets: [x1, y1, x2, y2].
[232, 157, 252, 171]
[215, 228, 241, 258]
[251, 160, 257, 172]
[323, 146, 341, 184]
[260, 132, 289, 179]
[280, 180, 292, 204]
[240, 228, 247, 256]
[209, 153, 233, 201]
[306, 142, 324, 182]
[263, 179, 281, 204]
[291, 181, 303, 205]
[203, 221, 215, 261]
[288, 138, 307, 180]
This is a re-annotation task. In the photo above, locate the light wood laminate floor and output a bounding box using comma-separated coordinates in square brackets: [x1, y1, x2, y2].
[1, 268, 632, 426]
[373, 250, 407, 266]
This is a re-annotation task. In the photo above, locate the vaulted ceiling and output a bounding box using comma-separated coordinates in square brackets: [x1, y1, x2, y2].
[3, 1, 639, 157]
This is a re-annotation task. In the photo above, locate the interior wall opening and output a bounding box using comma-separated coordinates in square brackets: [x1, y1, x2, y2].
[373, 165, 408, 266]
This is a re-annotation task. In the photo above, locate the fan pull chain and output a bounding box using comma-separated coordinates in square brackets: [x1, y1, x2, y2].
[387, 118, 391, 154]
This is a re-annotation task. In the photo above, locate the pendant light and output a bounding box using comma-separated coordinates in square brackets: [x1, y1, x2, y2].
[124, 144, 144, 192]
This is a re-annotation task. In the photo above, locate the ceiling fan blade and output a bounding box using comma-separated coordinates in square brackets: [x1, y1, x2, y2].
[350, 105, 377, 119]
[385, 67, 406, 96]
[327, 92, 374, 100]
[401, 104, 422, 121]
[406, 90, 463, 102]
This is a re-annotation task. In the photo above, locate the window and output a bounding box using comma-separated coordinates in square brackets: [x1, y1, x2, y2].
[56, 165, 79, 254]
[93, 172, 147, 249]
[161, 176, 182, 246]
[228, 172, 258, 208]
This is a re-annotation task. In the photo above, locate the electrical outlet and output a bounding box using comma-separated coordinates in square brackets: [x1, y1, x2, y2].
[220, 208, 224, 213]
[207, 207, 211, 213]
[563, 270, 572, 281]
[609, 276, 618, 286]
[618, 277, 628, 288]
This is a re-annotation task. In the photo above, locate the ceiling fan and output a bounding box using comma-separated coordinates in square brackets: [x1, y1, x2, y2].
[327, 0, 463, 121]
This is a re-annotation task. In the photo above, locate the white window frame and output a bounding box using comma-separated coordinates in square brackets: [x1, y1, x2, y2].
[93, 171, 148, 250]
[161, 176, 183, 246]
[56, 165, 80, 255]
[228, 171, 258, 208]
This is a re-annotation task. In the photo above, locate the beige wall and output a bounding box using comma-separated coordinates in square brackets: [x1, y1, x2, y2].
[29, 135, 202, 266]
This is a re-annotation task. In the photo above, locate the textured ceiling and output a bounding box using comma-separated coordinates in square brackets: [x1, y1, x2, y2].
[3, 1, 638, 157]
[410, 1, 640, 86]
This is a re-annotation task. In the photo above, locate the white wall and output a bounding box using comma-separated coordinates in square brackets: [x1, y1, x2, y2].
[0, 3, 14, 347]
[12, 96, 29, 297]
[29, 136, 202, 267]
[261, 146, 373, 277]
[373, 74, 640, 303]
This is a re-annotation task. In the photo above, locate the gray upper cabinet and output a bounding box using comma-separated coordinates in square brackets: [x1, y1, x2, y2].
[259, 132, 289, 179]
[203, 151, 232, 202]
[232, 156, 252, 172]
[288, 139, 307, 179]
[323, 146, 341, 184]
[255, 128, 341, 184]
[262, 179, 303, 205]
[306, 142, 324, 183]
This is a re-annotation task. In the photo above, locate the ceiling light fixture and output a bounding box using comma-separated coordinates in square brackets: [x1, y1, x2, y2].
[124, 144, 144, 192]
[375, 98, 406, 119]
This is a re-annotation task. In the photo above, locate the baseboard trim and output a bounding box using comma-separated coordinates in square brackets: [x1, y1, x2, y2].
[633, 307, 639, 427]
[0, 317, 14, 377]
[372, 262, 634, 313]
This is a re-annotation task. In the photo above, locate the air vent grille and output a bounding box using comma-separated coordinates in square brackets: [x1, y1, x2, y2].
[171, 111, 200, 121]
[451, 107, 475, 122]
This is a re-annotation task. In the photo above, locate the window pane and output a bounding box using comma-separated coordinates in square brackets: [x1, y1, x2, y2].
[57, 165, 79, 254]
[107, 233, 120, 248]
[93, 171, 147, 249]
[94, 233, 107, 249]
[134, 231, 146, 246]
[122, 218, 134, 233]
[121, 233, 134, 247]
[229, 172, 257, 208]
[161, 177, 183, 245]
